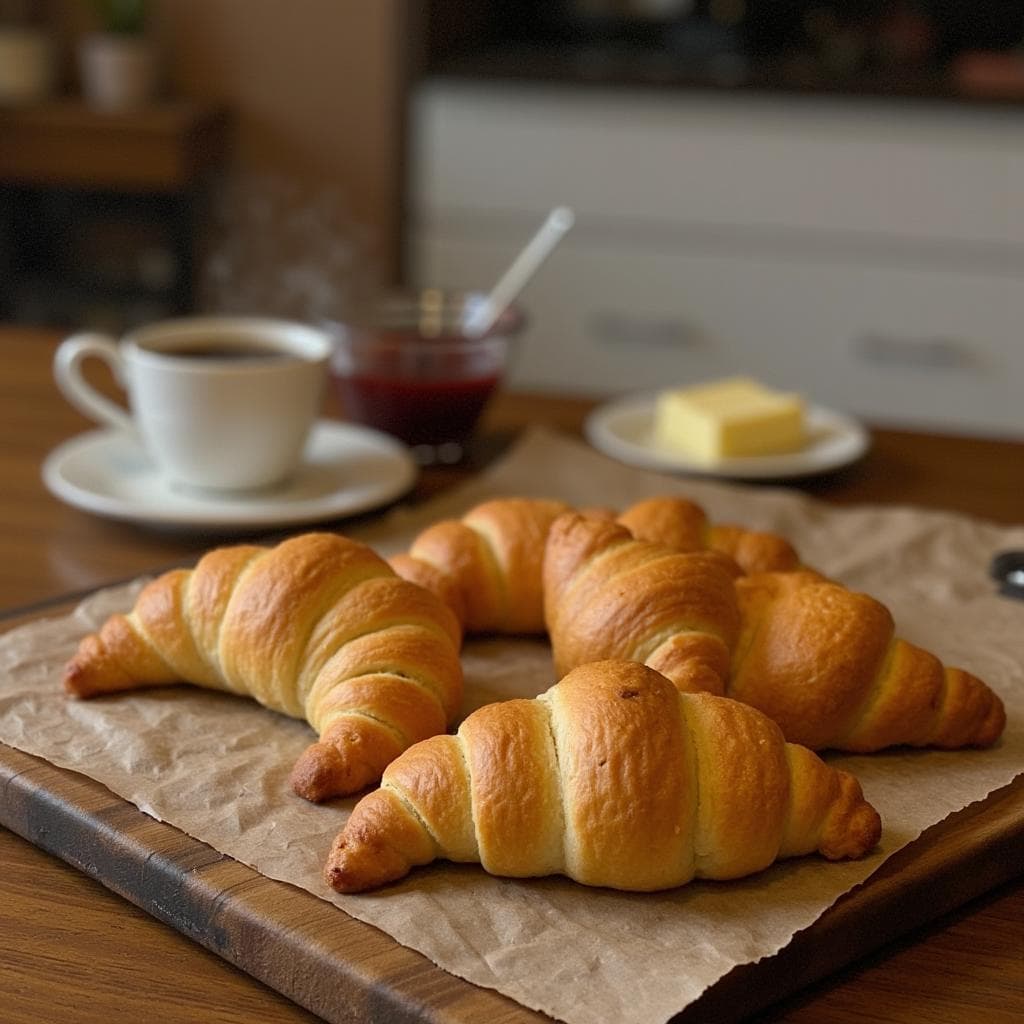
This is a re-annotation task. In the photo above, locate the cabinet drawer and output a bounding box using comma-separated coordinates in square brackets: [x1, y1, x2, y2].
[412, 230, 1024, 438]
[412, 81, 1024, 249]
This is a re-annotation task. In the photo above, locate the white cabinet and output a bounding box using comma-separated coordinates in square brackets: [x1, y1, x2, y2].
[408, 80, 1024, 438]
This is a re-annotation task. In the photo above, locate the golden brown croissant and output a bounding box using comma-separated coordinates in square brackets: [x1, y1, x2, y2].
[617, 495, 802, 574]
[731, 570, 1006, 752]
[543, 512, 743, 696]
[388, 497, 575, 633]
[390, 495, 799, 633]
[544, 514, 1006, 753]
[63, 532, 464, 801]
[324, 660, 882, 894]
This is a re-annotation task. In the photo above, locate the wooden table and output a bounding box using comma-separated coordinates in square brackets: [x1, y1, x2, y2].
[1, 325, 1022, 1023]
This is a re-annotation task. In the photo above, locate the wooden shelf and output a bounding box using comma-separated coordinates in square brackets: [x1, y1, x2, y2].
[0, 100, 231, 329]
[0, 100, 230, 192]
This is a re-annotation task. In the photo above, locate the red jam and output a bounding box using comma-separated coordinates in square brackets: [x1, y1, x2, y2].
[332, 371, 500, 446]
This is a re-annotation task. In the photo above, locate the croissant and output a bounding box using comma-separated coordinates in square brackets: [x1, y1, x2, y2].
[325, 660, 882, 894]
[544, 513, 1006, 753]
[388, 497, 576, 633]
[617, 495, 802, 574]
[390, 495, 799, 633]
[543, 512, 743, 696]
[731, 569, 1006, 752]
[63, 532, 464, 801]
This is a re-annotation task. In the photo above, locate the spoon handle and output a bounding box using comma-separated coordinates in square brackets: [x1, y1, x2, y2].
[464, 205, 575, 338]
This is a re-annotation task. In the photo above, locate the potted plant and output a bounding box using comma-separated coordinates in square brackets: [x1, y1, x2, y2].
[78, 0, 158, 111]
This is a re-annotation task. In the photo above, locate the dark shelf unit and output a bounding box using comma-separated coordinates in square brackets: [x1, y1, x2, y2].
[419, 0, 1024, 106]
[0, 100, 230, 333]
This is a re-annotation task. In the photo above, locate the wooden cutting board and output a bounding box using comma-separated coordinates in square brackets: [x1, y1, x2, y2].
[1, 741, 1022, 1023]
[1, 608, 1022, 1023]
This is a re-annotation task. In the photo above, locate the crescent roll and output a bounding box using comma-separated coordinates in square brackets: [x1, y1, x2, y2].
[390, 495, 800, 633]
[63, 532, 464, 801]
[617, 495, 801, 574]
[325, 660, 881, 893]
[544, 513, 1005, 753]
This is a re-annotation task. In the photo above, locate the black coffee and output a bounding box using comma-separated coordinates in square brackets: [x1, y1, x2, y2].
[166, 343, 291, 361]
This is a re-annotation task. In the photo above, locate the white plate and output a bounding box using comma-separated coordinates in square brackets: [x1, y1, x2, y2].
[585, 392, 870, 480]
[42, 420, 418, 531]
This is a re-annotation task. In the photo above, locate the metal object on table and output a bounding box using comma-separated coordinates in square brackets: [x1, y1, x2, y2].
[991, 551, 1024, 600]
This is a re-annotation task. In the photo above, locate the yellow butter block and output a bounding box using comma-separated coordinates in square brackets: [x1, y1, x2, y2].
[654, 377, 806, 462]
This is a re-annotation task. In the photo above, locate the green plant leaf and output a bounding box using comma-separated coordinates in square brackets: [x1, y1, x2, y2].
[95, 0, 148, 35]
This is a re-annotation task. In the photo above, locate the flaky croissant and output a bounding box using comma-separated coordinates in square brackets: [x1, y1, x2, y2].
[544, 514, 1006, 753]
[388, 497, 576, 633]
[617, 495, 802, 574]
[325, 660, 882, 894]
[730, 569, 1006, 751]
[63, 532, 464, 801]
[390, 495, 800, 633]
[544, 512, 743, 696]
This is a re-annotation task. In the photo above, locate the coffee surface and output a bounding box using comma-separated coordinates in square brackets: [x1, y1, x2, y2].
[164, 343, 291, 360]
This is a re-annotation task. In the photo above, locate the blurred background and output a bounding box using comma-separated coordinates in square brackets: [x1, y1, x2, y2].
[1, 0, 1022, 437]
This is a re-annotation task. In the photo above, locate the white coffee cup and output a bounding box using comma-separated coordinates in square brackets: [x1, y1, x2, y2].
[54, 316, 331, 492]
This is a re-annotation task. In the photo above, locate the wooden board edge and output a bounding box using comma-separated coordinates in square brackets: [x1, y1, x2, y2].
[0, 743, 544, 1024]
[676, 772, 1024, 1022]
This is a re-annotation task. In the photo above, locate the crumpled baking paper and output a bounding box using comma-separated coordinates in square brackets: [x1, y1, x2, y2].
[1, 426, 1022, 1024]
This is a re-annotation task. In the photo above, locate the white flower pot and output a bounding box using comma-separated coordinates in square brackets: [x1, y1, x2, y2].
[0, 27, 56, 106]
[79, 32, 158, 111]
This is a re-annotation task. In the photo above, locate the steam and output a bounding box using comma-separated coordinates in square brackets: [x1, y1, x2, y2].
[198, 170, 377, 325]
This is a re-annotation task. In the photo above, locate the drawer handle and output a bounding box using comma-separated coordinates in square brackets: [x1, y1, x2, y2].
[853, 333, 978, 370]
[587, 311, 704, 349]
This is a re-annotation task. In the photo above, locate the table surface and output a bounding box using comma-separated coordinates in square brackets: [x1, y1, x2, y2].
[1, 325, 1022, 1024]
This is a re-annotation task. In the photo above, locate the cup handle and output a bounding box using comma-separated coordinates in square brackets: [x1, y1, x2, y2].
[53, 333, 135, 434]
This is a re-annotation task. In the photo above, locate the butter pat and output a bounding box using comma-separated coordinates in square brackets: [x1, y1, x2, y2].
[654, 377, 805, 462]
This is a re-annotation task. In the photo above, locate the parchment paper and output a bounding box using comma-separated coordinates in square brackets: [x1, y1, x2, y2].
[1, 426, 1022, 1024]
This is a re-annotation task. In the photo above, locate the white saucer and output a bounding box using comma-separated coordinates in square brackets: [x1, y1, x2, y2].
[42, 420, 418, 531]
[585, 392, 870, 481]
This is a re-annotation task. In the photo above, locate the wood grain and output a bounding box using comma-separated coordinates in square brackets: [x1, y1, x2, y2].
[0, 741, 539, 1024]
[0, 827, 319, 1024]
[772, 880, 1024, 1024]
